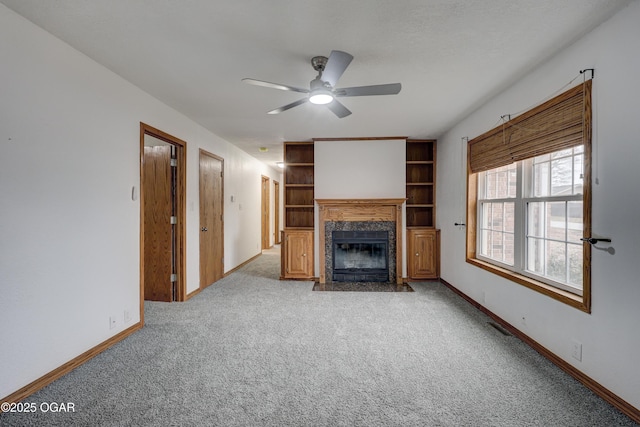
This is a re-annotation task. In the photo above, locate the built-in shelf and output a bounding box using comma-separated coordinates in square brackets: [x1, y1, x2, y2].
[406, 139, 436, 228]
[406, 139, 439, 279]
[281, 141, 315, 279]
[284, 141, 314, 229]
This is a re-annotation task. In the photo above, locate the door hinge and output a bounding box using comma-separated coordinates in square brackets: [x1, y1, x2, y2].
[170, 158, 178, 167]
[170, 273, 177, 282]
[170, 216, 177, 224]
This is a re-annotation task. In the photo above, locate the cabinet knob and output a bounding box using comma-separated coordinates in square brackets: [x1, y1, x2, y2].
[302, 253, 306, 257]
[415, 253, 419, 256]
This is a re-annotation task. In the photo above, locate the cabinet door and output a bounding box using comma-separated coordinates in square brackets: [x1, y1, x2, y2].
[284, 231, 313, 278]
[409, 229, 440, 279]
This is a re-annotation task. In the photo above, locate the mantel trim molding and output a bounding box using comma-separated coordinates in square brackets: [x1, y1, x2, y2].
[316, 198, 405, 284]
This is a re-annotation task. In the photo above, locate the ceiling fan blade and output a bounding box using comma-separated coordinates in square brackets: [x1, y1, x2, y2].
[267, 98, 309, 115]
[335, 83, 401, 97]
[321, 50, 354, 87]
[242, 78, 309, 94]
[326, 99, 352, 118]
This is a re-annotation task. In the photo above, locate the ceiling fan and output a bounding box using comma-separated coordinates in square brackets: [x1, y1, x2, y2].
[242, 50, 401, 118]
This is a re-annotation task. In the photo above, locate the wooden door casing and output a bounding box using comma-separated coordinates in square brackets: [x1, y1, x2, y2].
[261, 176, 270, 250]
[140, 123, 187, 308]
[274, 181, 280, 244]
[199, 150, 224, 289]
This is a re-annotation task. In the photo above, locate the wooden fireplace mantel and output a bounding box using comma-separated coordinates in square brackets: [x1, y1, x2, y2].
[316, 198, 405, 284]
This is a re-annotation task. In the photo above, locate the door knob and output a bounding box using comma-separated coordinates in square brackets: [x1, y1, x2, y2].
[201, 227, 208, 232]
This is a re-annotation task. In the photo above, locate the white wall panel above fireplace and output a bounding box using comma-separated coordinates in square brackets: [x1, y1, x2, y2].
[314, 139, 406, 199]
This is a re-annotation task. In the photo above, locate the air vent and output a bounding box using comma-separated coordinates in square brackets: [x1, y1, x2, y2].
[488, 322, 512, 336]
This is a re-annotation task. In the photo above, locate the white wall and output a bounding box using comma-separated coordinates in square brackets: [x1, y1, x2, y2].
[0, 4, 280, 399]
[315, 139, 406, 199]
[437, 0, 640, 409]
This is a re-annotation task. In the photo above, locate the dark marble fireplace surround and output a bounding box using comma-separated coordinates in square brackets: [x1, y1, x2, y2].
[325, 221, 396, 283]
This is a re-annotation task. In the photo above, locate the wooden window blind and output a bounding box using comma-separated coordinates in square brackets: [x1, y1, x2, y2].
[468, 79, 592, 174]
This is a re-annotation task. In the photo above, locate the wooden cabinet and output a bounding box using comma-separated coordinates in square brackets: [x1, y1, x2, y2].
[407, 228, 440, 279]
[281, 230, 314, 279]
[406, 139, 440, 280]
[281, 141, 315, 279]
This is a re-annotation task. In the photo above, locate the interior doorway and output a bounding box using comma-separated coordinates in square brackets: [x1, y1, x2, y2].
[199, 150, 224, 289]
[261, 175, 270, 250]
[140, 123, 186, 306]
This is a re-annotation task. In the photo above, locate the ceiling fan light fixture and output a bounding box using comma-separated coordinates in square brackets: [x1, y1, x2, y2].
[309, 89, 333, 105]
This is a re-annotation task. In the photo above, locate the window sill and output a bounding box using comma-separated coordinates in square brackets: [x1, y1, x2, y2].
[466, 257, 590, 313]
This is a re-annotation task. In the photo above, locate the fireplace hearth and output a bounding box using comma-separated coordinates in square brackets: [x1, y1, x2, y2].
[332, 230, 389, 282]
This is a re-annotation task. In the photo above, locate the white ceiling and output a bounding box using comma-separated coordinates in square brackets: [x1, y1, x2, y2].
[1, 0, 631, 167]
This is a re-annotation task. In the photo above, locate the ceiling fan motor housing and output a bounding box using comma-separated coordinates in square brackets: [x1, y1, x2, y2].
[311, 56, 328, 72]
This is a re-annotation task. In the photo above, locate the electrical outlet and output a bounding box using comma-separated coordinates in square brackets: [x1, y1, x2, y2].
[124, 310, 131, 323]
[109, 316, 117, 330]
[571, 340, 583, 361]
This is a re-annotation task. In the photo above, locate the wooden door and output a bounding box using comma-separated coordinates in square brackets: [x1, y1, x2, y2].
[274, 181, 280, 244]
[261, 176, 270, 250]
[141, 123, 186, 306]
[143, 144, 174, 302]
[285, 230, 313, 278]
[408, 229, 440, 279]
[199, 150, 224, 289]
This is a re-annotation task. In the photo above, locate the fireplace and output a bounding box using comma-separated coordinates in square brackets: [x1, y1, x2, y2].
[316, 199, 405, 284]
[332, 231, 389, 282]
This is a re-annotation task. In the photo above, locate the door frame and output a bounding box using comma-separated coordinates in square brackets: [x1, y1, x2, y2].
[274, 180, 280, 244]
[261, 175, 270, 250]
[199, 149, 225, 291]
[140, 123, 187, 320]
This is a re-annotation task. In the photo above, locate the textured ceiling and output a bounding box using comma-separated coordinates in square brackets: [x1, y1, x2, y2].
[1, 0, 632, 167]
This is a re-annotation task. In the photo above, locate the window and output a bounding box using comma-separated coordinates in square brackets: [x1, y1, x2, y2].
[466, 80, 591, 312]
[477, 146, 584, 295]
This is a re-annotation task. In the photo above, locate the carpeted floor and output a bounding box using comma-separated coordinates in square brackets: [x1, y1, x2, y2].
[1, 246, 637, 426]
[312, 281, 414, 292]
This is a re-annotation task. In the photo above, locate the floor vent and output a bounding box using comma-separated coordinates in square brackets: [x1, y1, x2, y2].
[488, 322, 512, 336]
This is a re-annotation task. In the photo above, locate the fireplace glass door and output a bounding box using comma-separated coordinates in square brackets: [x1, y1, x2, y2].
[332, 231, 389, 282]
